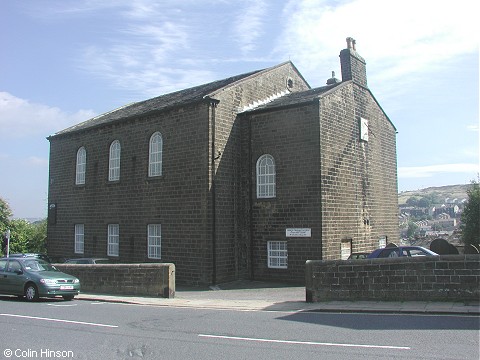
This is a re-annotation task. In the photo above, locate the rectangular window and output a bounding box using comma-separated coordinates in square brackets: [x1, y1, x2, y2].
[147, 224, 161, 259]
[74, 224, 84, 254]
[360, 117, 369, 142]
[267, 241, 287, 269]
[379, 236, 387, 249]
[341, 239, 352, 260]
[107, 224, 119, 257]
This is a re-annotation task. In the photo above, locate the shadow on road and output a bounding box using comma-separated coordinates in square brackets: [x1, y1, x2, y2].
[276, 311, 480, 330]
[0, 295, 68, 304]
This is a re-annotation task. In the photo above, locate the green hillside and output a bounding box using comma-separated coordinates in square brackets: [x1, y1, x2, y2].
[398, 184, 471, 205]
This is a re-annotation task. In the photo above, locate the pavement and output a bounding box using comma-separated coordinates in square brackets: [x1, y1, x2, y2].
[76, 280, 480, 315]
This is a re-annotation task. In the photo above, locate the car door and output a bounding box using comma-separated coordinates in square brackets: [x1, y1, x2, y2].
[4, 259, 25, 295]
[0, 259, 8, 293]
[378, 248, 401, 258]
[406, 248, 428, 257]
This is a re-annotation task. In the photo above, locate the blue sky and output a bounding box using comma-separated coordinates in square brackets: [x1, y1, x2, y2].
[1, 0, 478, 219]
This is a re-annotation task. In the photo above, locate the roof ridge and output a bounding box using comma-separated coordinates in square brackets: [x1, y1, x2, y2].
[205, 61, 296, 98]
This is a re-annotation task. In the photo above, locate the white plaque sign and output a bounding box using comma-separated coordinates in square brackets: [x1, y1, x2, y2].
[286, 228, 311, 238]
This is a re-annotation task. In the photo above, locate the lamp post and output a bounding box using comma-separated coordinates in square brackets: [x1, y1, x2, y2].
[5, 229, 10, 258]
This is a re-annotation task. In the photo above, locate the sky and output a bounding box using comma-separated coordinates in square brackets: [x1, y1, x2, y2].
[0, 0, 478, 219]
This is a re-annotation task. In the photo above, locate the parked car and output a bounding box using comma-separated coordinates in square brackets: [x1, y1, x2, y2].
[8, 253, 52, 263]
[367, 246, 438, 259]
[0, 257, 80, 301]
[347, 252, 370, 260]
[64, 258, 110, 264]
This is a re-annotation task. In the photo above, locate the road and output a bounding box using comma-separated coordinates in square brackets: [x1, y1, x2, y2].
[0, 296, 478, 360]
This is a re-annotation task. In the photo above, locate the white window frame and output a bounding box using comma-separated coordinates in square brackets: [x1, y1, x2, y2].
[379, 236, 387, 249]
[360, 117, 369, 142]
[74, 224, 84, 254]
[75, 147, 86, 185]
[267, 241, 287, 269]
[148, 132, 163, 177]
[147, 224, 161, 259]
[108, 140, 121, 181]
[341, 239, 352, 260]
[256, 154, 276, 198]
[107, 224, 119, 257]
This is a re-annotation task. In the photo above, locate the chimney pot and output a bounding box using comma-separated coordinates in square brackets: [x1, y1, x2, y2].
[346, 37, 354, 49]
[326, 70, 340, 85]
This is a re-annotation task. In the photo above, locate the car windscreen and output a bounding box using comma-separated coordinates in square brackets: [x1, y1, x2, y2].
[94, 259, 110, 264]
[23, 259, 59, 272]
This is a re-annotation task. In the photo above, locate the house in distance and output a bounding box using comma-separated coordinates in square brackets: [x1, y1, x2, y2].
[47, 38, 399, 285]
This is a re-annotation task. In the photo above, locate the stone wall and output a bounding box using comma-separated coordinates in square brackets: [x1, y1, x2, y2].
[210, 62, 310, 284]
[48, 102, 211, 285]
[242, 103, 323, 282]
[47, 62, 309, 286]
[319, 82, 399, 260]
[56, 263, 175, 298]
[305, 255, 479, 302]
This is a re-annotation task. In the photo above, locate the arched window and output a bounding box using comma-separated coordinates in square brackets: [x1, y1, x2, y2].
[108, 140, 121, 181]
[75, 147, 86, 185]
[256, 154, 276, 198]
[149, 132, 163, 177]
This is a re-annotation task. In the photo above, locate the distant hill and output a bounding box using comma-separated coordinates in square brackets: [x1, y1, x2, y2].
[398, 184, 472, 205]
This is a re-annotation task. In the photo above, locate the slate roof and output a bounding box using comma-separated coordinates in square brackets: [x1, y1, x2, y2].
[51, 68, 265, 137]
[241, 81, 395, 131]
[241, 82, 343, 113]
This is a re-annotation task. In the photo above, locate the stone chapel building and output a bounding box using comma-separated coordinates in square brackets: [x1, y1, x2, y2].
[47, 38, 398, 285]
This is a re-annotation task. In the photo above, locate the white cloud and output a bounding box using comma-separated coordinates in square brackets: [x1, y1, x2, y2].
[233, 0, 268, 55]
[467, 124, 479, 132]
[26, 156, 49, 167]
[0, 92, 96, 138]
[399, 163, 479, 179]
[276, 0, 478, 90]
[76, 5, 219, 98]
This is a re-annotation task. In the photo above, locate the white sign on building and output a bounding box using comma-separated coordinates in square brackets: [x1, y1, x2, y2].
[286, 228, 311, 238]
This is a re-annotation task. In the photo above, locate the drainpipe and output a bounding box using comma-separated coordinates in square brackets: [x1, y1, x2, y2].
[248, 115, 255, 280]
[206, 97, 220, 285]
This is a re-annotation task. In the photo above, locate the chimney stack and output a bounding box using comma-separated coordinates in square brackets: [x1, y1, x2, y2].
[340, 37, 367, 87]
[326, 71, 340, 85]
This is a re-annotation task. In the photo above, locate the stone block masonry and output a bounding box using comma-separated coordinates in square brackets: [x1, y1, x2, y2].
[56, 263, 175, 298]
[305, 255, 479, 302]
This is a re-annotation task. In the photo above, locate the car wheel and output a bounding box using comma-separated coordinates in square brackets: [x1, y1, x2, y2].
[62, 295, 75, 301]
[24, 283, 39, 302]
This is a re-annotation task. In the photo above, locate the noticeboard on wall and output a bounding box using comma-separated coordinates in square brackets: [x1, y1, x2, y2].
[286, 228, 311, 238]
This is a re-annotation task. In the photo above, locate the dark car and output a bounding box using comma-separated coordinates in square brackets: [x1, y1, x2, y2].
[367, 246, 438, 259]
[64, 258, 110, 264]
[8, 253, 52, 263]
[347, 252, 370, 260]
[0, 257, 80, 301]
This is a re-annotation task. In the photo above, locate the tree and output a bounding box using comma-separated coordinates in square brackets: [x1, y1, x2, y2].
[406, 197, 418, 206]
[461, 179, 480, 251]
[0, 197, 47, 256]
[417, 197, 430, 208]
[407, 221, 418, 239]
[0, 197, 12, 229]
[1, 197, 12, 254]
[29, 219, 48, 253]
